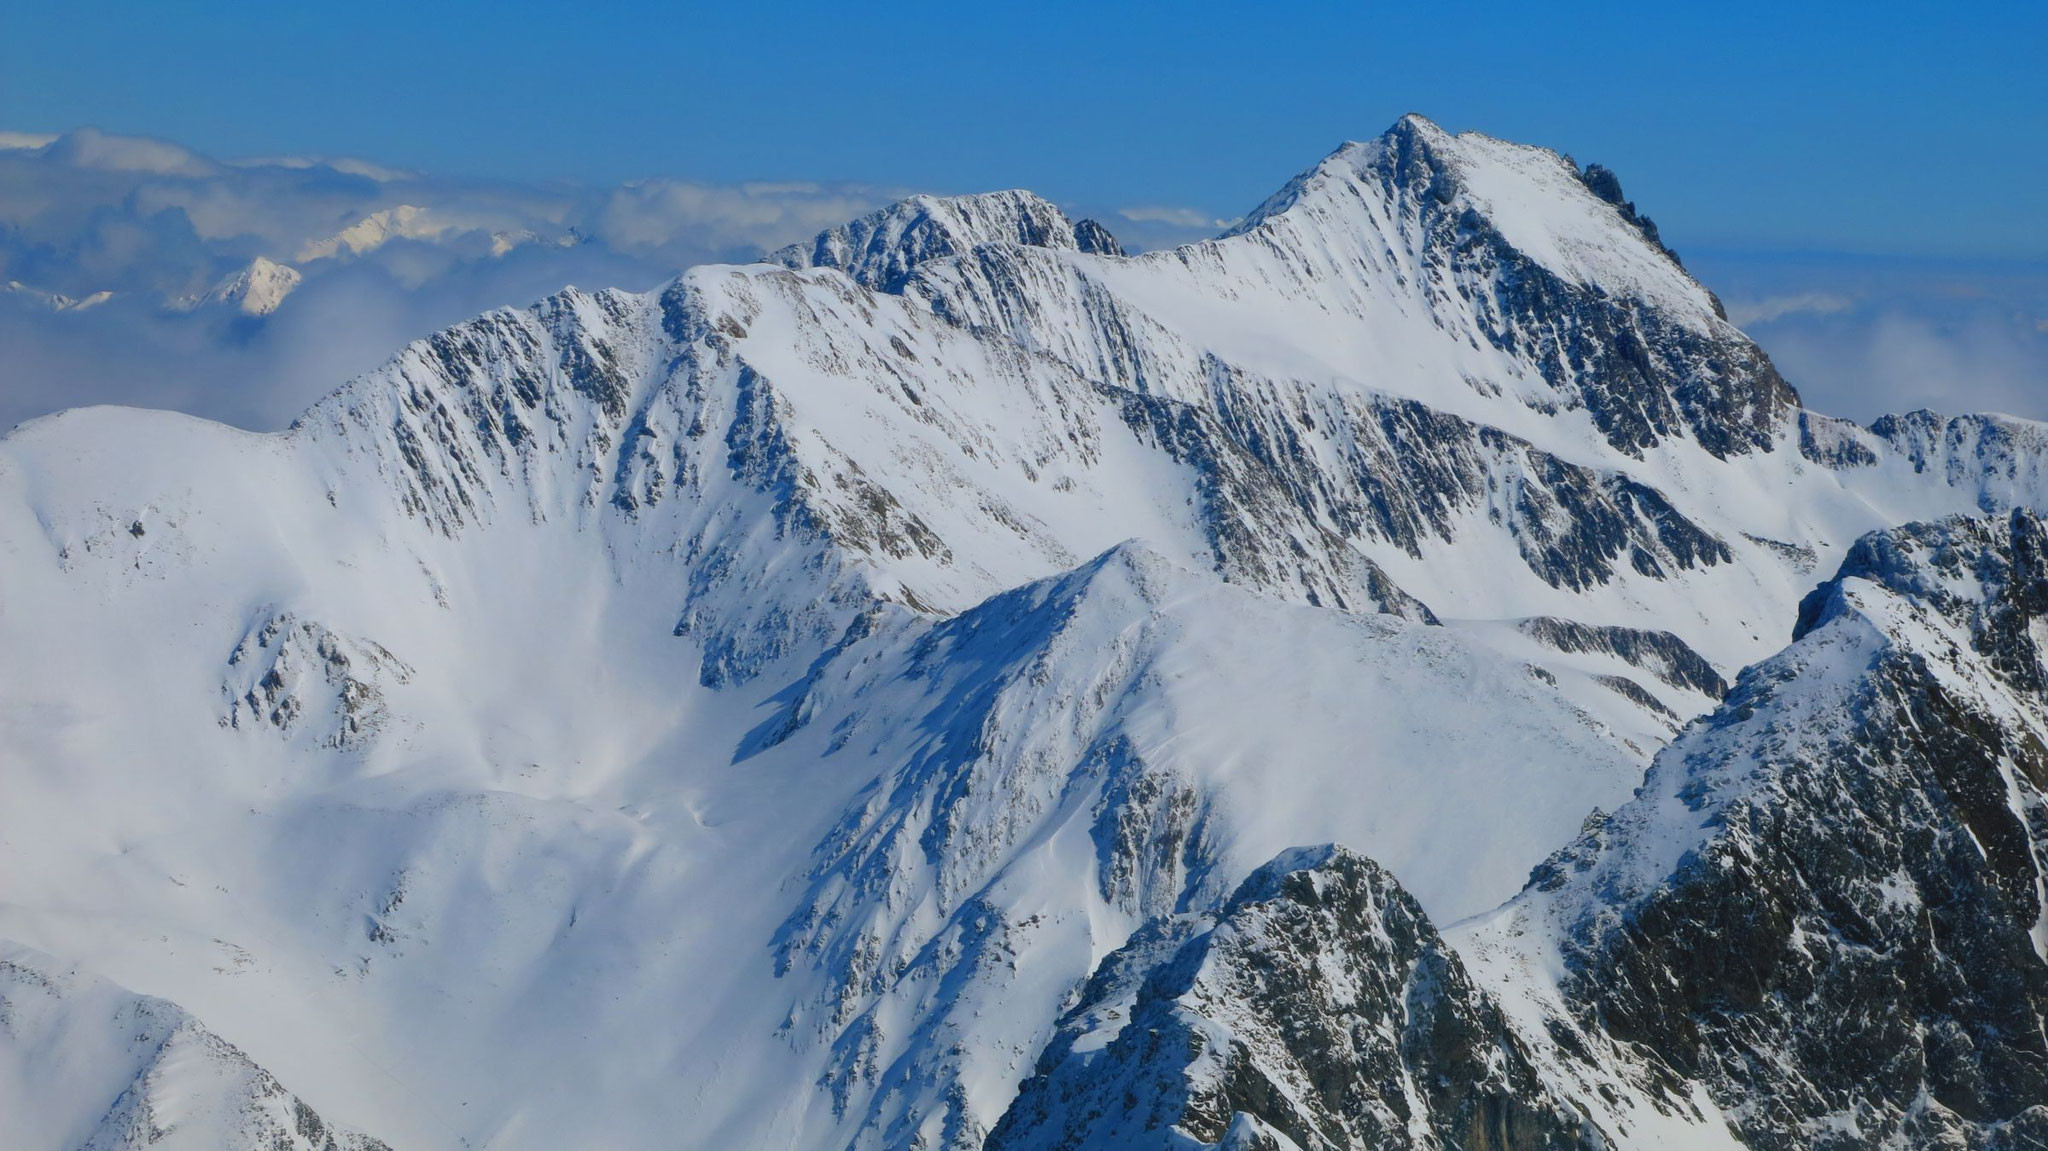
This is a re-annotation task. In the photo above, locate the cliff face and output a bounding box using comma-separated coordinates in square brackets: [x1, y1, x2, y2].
[1457, 509, 2048, 1149]
[989, 846, 1589, 1151]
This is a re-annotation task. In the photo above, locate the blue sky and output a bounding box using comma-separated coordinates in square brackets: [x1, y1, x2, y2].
[7, 0, 2045, 259]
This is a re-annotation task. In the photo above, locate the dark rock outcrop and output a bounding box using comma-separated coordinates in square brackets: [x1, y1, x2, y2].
[771, 190, 1107, 293]
[990, 846, 1593, 1151]
[1251, 116, 1803, 460]
[1543, 509, 2048, 1149]
[1518, 615, 1728, 697]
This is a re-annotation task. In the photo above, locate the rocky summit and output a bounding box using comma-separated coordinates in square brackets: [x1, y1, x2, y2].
[5, 115, 2048, 1150]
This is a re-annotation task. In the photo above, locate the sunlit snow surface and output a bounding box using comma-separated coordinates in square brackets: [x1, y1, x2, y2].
[5, 117, 2048, 1150]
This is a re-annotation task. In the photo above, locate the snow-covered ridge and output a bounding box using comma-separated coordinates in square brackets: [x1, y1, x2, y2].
[751, 538, 1667, 1146]
[1235, 114, 1717, 327]
[7, 115, 2048, 1151]
[1459, 508, 2048, 1149]
[0, 947, 392, 1151]
[772, 189, 1123, 293]
[231, 116, 2048, 682]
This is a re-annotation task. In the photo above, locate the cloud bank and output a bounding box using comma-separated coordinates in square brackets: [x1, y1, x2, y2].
[1695, 251, 2048, 424]
[0, 128, 917, 433]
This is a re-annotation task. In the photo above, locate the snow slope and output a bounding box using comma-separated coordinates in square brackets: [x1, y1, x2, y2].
[0, 945, 390, 1151]
[5, 115, 2048, 1150]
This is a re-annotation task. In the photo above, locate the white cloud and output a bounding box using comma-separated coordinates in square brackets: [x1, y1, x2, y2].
[228, 154, 415, 182]
[1723, 291, 1855, 327]
[1690, 250, 2048, 423]
[0, 126, 906, 300]
[1116, 204, 1232, 229]
[48, 127, 214, 176]
[597, 179, 903, 258]
[0, 127, 915, 433]
[1744, 305, 2048, 423]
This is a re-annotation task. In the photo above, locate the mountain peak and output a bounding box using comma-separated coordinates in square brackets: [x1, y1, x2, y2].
[1235, 116, 1714, 321]
[1389, 109, 1452, 141]
[770, 188, 1120, 292]
[177, 255, 301, 316]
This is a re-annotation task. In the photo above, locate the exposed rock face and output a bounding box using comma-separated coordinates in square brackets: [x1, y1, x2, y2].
[1503, 509, 2048, 1149]
[221, 611, 413, 749]
[1070, 218, 1125, 257]
[1518, 616, 1727, 697]
[989, 846, 1590, 1151]
[1797, 410, 1881, 468]
[1108, 380, 1734, 610]
[772, 190, 1117, 293]
[1218, 115, 1799, 461]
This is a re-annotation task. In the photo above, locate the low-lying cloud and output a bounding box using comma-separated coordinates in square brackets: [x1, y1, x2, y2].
[1117, 204, 1220, 229]
[1691, 250, 2048, 423]
[0, 127, 919, 433]
[597, 179, 909, 261]
[1721, 291, 1854, 327]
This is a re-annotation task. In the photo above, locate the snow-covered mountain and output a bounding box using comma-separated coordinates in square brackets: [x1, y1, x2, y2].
[4, 115, 2047, 1150]
[174, 257, 305, 316]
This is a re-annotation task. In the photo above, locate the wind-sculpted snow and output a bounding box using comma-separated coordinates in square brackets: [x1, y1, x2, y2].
[12, 114, 2048, 1151]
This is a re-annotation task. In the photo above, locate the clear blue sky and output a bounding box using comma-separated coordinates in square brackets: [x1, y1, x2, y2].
[5, 0, 2046, 258]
